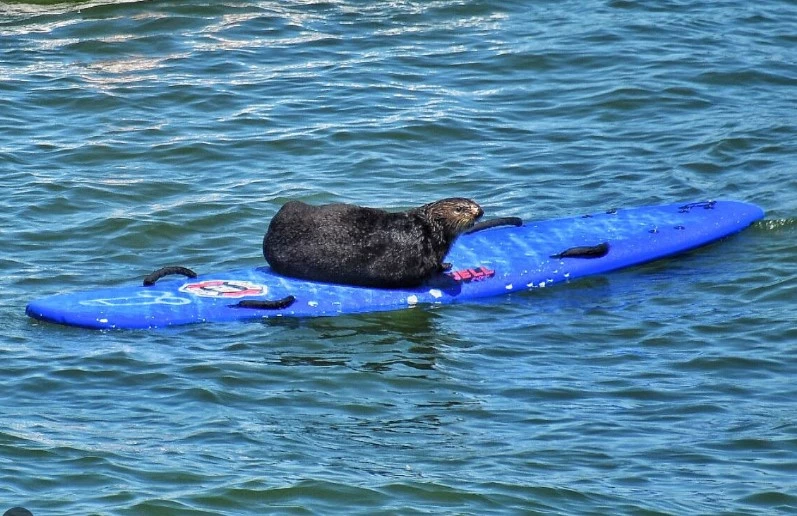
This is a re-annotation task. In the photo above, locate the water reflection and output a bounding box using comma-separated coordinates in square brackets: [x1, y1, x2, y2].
[263, 306, 455, 373]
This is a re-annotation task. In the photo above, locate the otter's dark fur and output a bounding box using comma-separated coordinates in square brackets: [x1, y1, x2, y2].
[263, 198, 483, 288]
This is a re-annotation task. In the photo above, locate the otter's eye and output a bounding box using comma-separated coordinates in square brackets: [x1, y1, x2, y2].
[454, 206, 463, 214]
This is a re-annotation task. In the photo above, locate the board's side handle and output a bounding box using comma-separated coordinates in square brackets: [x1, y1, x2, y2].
[465, 216, 523, 234]
[230, 296, 297, 310]
[143, 266, 198, 286]
[550, 242, 610, 259]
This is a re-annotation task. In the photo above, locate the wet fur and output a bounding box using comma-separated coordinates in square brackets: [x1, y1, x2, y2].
[263, 198, 483, 288]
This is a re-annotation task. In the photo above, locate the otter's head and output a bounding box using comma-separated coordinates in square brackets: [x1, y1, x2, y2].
[418, 197, 484, 241]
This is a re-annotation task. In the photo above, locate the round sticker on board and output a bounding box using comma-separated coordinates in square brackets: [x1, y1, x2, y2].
[179, 280, 267, 298]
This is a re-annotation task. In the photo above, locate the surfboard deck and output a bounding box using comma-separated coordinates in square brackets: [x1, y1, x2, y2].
[26, 200, 764, 329]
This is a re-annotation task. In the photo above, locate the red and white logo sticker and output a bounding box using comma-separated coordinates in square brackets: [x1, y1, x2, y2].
[179, 280, 267, 298]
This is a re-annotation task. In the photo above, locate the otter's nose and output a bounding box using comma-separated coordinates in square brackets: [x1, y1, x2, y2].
[475, 206, 484, 219]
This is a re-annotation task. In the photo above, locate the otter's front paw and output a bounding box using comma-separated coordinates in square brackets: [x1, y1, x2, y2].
[441, 262, 452, 271]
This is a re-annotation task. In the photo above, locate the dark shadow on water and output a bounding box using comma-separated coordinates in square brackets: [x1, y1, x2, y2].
[256, 306, 453, 373]
[262, 304, 445, 344]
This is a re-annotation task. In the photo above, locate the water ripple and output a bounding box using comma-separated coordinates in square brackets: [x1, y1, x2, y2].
[2, 0, 796, 514]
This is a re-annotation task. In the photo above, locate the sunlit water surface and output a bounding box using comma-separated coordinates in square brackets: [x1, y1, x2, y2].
[2, 1, 796, 514]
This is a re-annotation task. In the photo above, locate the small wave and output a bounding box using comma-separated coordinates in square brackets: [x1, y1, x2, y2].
[755, 218, 797, 232]
[0, 0, 147, 20]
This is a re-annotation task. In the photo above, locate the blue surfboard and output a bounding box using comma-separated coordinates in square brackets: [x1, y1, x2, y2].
[26, 200, 764, 329]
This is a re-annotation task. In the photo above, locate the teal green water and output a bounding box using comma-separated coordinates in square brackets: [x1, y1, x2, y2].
[2, 1, 796, 514]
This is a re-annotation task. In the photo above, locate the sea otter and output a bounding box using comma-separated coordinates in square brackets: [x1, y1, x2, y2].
[263, 198, 483, 288]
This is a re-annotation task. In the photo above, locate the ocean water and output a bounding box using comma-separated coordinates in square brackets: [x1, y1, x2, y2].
[1, 0, 796, 514]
